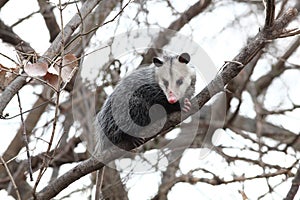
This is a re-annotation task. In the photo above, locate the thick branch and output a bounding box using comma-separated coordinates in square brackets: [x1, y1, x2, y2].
[37, 0, 60, 42]
[0, 76, 27, 116]
[264, 0, 275, 28]
[0, 19, 35, 54]
[35, 146, 125, 199]
[0, 0, 9, 9]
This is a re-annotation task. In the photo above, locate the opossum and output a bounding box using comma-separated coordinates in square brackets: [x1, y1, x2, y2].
[95, 53, 196, 150]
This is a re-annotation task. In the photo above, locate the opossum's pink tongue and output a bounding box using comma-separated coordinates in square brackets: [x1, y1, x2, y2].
[168, 91, 177, 104]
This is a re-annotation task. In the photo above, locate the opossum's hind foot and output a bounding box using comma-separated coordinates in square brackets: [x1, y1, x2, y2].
[182, 98, 192, 112]
[132, 137, 146, 148]
[121, 135, 146, 151]
[129, 137, 146, 153]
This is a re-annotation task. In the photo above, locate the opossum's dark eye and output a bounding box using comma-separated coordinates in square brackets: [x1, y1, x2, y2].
[153, 57, 164, 67]
[162, 79, 169, 88]
[176, 78, 183, 86]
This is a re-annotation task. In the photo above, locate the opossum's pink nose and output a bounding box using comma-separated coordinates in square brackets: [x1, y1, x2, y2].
[168, 91, 177, 104]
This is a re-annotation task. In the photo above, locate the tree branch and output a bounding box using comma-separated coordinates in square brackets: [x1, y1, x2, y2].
[0, 19, 35, 54]
[284, 164, 300, 200]
[37, 0, 60, 42]
[264, 0, 275, 28]
[0, 0, 9, 9]
[255, 35, 300, 95]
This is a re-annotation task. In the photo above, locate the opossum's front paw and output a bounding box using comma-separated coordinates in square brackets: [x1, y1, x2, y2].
[182, 98, 191, 112]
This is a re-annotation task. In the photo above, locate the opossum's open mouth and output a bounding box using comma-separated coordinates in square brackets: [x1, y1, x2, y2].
[167, 91, 177, 104]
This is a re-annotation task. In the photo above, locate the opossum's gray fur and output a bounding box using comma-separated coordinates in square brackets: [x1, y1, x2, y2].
[95, 53, 196, 151]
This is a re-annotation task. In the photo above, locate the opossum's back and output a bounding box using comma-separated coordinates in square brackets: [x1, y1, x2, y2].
[96, 67, 181, 148]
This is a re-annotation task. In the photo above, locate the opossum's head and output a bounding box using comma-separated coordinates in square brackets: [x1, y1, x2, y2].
[154, 53, 195, 104]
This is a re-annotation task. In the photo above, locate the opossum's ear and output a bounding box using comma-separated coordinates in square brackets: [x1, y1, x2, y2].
[153, 57, 164, 67]
[178, 53, 190, 64]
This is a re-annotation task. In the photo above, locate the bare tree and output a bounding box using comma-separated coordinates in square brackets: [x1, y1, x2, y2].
[0, 0, 300, 199]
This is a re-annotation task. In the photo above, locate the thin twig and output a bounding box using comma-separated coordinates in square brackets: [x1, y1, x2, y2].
[11, 1, 80, 28]
[0, 52, 19, 65]
[1, 99, 51, 120]
[0, 156, 21, 200]
[279, 29, 300, 38]
[276, 0, 289, 18]
[95, 167, 105, 200]
[64, 0, 133, 51]
[218, 60, 244, 74]
[16, 92, 33, 181]
[11, 10, 40, 28]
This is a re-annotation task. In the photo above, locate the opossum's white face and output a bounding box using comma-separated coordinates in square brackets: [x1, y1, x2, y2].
[154, 53, 195, 104]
